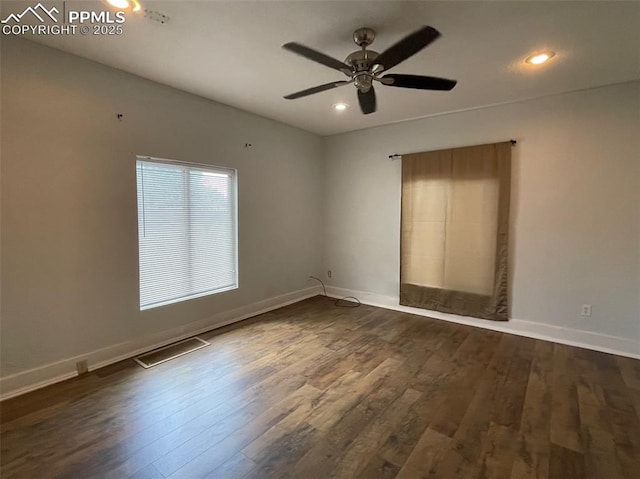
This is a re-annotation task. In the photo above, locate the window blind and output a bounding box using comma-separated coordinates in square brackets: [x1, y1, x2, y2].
[136, 157, 238, 310]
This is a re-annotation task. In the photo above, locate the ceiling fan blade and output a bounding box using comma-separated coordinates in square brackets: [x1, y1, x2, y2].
[284, 81, 350, 100]
[283, 42, 352, 74]
[374, 26, 440, 72]
[358, 87, 376, 115]
[382, 74, 457, 91]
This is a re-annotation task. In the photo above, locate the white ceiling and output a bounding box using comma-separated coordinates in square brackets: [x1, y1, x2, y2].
[9, 0, 640, 136]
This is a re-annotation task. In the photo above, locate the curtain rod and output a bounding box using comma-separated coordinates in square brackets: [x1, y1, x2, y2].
[388, 139, 517, 160]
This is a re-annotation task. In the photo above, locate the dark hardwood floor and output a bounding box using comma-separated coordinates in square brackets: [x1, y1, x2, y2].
[1, 296, 639, 478]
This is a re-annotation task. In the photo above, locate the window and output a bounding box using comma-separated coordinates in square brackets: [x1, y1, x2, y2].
[136, 157, 237, 310]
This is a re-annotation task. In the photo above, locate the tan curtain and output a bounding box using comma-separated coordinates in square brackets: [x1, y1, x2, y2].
[400, 142, 511, 321]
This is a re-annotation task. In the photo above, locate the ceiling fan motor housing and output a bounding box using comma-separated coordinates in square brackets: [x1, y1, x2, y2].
[345, 50, 380, 72]
[345, 50, 379, 92]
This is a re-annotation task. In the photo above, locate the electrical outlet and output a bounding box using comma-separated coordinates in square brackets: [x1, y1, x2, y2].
[76, 359, 89, 375]
[581, 304, 592, 317]
[327, 270, 332, 278]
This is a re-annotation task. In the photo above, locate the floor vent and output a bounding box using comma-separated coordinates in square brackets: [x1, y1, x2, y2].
[133, 337, 210, 369]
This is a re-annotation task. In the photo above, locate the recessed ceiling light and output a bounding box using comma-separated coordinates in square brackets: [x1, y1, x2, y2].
[525, 51, 555, 65]
[333, 103, 349, 111]
[105, 0, 141, 11]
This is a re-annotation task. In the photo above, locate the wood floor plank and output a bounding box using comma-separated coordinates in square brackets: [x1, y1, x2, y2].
[427, 334, 513, 478]
[581, 427, 626, 479]
[356, 455, 401, 479]
[375, 399, 431, 469]
[331, 388, 422, 478]
[395, 427, 451, 478]
[549, 443, 586, 478]
[510, 340, 553, 479]
[242, 423, 319, 479]
[153, 382, 319, 477]
[128, 463, 165, 479]
[292, 358, 407, 476]
[615, 356, 640, 391]
[1, 296, 638, 479]
[202, 452, 257, 479]
[550, 345, 583, 453]
[476, 422, 518, 479]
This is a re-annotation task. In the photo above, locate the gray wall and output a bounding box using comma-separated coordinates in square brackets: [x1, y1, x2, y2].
[1, 38, 323, 377]
[323, 81, 640, 341]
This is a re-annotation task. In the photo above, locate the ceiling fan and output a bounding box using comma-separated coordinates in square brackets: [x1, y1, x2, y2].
[282, 26, 457, 115]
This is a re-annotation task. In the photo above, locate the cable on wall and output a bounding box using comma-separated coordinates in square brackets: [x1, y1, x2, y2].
[309, 276, 361, 308]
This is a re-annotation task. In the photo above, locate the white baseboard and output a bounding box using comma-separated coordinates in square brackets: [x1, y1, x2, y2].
[326, 286, 640, 360]
[0, 286, 322, 401]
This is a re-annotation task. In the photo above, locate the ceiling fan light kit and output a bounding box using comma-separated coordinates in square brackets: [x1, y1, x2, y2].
[283, 25, 458, 115]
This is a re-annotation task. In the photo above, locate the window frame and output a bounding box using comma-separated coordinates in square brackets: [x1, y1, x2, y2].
[136, 155, 239, 311]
